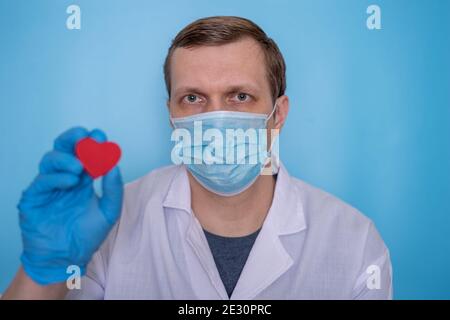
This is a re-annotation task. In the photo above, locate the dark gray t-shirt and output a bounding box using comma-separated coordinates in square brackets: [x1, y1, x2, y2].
[203, 228, 261, 298]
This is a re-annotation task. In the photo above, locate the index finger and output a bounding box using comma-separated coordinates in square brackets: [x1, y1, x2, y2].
[53, 126, 89, 154]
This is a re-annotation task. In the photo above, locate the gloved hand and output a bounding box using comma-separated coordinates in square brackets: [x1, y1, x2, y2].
[18, 127, 123, 285]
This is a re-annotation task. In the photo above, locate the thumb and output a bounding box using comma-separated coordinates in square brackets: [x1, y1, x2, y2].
[99, 166, 124, 225]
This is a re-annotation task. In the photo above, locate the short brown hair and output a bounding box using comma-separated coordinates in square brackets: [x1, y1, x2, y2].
[163, 16, 286, 102]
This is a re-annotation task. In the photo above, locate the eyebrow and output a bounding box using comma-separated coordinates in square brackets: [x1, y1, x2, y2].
[173, 86, 207, 97]
[173, 83, 261, 97]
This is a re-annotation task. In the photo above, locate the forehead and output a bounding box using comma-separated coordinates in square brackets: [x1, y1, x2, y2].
[169, 37, 270, 94]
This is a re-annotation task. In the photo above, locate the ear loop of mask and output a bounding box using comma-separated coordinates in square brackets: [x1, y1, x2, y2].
[262, 103, 281, 174]
[169, 115, 176, 128]
[264, 103, 278, 125]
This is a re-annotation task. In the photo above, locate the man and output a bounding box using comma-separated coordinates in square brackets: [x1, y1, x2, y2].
[2, 16, 392, 299]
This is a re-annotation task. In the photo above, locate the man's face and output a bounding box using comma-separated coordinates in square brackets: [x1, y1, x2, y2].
[168, 37, 274, 119]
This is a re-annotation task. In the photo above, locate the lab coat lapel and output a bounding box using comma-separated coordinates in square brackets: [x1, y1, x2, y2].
[163, 166, 229, 299]
[185, 214, 229, 300]
[230, 164, 307, 299]
[230, 224, 293, 299]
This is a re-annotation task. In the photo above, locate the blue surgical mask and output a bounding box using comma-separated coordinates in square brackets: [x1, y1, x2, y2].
[170, 105, 279, 196]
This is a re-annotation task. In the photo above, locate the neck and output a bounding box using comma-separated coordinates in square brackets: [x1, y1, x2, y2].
[189, 172, 276, 237]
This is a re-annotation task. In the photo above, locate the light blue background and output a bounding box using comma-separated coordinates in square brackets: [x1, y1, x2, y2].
[1, 0, 449, 299]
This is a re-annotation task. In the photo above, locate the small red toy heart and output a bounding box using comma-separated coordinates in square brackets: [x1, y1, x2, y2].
[75, 137, 121, 179]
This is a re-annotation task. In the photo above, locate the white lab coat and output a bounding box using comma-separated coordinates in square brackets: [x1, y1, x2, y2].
[66, 164, 392, 299]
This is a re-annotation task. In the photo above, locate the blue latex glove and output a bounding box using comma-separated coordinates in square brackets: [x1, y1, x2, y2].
[18, 127, 123, 285]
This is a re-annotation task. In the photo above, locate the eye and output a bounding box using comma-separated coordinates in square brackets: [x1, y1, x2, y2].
[183, 94, 199, 104]
[236, 93, 250, 102]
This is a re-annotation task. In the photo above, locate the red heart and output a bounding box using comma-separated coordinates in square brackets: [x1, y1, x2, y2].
[75, 137, 121, 179]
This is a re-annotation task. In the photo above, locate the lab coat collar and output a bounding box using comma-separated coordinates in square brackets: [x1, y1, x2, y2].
[162, 165, 192, 213]
[162, 164, 307, 299]
[163, 164, 306, 236]
[263, 162, 307, 236]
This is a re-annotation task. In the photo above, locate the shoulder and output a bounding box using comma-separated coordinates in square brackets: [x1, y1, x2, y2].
[295, 177, 371, 225]
[290, 176, 387, 255]
[123, 164, 181, 205]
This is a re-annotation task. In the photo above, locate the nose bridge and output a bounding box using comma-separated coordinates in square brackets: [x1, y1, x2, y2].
[205, 97, 223, 112]
[205, 90, 226, 112]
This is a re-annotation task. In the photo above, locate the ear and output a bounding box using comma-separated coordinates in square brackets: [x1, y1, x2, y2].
[273, 95, 289, 130]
